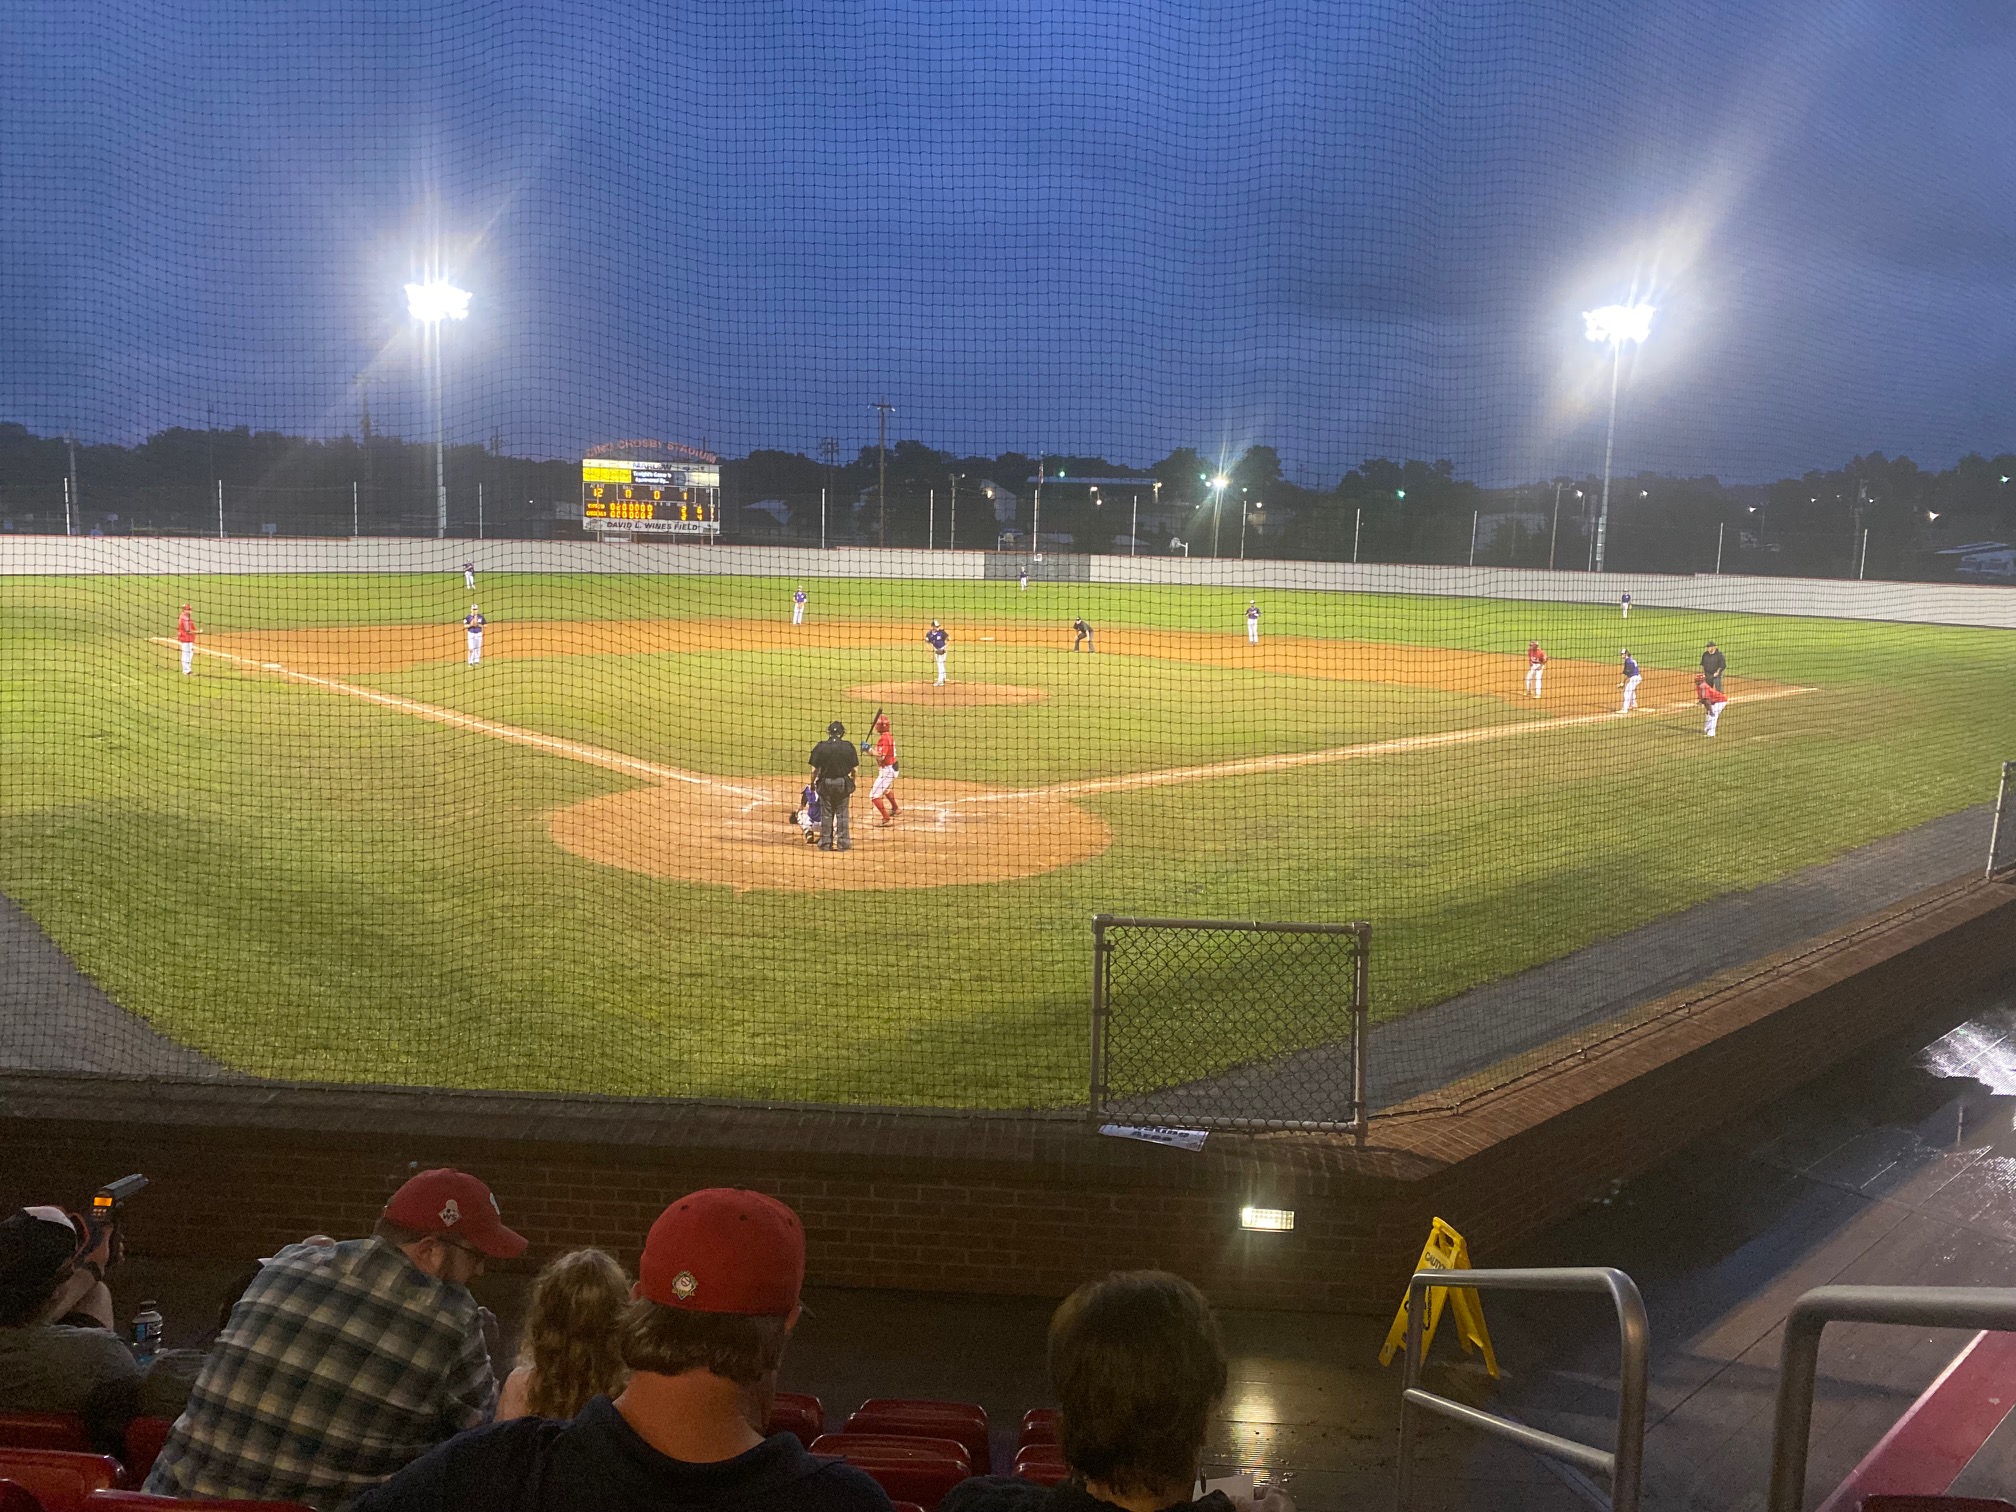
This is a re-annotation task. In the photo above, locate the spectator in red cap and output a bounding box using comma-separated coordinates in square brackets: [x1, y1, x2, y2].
[145, 1168, 525, 1511]
[352, 1187, 891, 1512]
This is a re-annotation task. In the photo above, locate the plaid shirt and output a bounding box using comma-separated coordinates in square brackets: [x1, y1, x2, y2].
[145, 1238, 495, 1510]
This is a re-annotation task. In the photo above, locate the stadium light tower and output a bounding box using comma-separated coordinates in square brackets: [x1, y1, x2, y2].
[1582, 302, 1653, 575]
[405, 278, 471, 538]
[1210, 474, 1231, 556]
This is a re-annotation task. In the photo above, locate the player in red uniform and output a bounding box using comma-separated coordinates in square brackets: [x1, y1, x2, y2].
[866, 715, 901, 824]
[176, 603, 197, 675]
[1695, 672, 1728, 737]
[1524, 641, 1547, 698]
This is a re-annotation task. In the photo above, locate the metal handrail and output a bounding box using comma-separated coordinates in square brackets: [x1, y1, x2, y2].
[1767, 1284, 2016, 1512]
[1396, 1266, 1649, 1512]
[1989, 759, 2015, 879]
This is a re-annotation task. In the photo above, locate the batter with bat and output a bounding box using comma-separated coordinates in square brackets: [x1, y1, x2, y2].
[863, 711, 901, 825]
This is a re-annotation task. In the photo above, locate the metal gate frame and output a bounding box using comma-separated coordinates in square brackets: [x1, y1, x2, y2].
[1988, 759, 2016, 880]
[1089, 915, 1370, 1135]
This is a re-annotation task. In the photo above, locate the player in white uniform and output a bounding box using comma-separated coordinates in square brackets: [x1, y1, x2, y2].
[925, 621, 948, 685]
[1246, 602, 1260, 644]
[1524, 641, 1546, 698]
[1696, 673, 1728, 737]
[791, 587, 807, 624]
[463, 561, 476, 591]
[1620, 591, 1632, 619]
[1018, 569, 1028, 592]
[1618, 649, 1641, 712]
[464, 605, 485, 666]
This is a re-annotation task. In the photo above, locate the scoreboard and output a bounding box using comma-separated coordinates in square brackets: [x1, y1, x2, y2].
[581, 458, 721, 536]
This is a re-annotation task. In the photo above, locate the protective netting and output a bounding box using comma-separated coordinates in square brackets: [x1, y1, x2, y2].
[1092, 919, 1367, 1132]
[3, 4, 2015, 1115]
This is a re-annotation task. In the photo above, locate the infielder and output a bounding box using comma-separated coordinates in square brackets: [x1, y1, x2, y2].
[791, 586, 807, 625]
[1696, 673, 1728, 737]
[1525, 641, 1547, 697]
[1618, 649, 1642, 712]
[176, 603, 197, 675]
[463, 604, 485, 666]
[864, 714, 900, 825]
[925, 620, 949, 685]
[463, 561, 476, 591]
[1072, 616, 1095, 653]
[1620, 591, 1632, 619]
[1246, 602, 1260, 644]
[1700, 640, 1725, 693]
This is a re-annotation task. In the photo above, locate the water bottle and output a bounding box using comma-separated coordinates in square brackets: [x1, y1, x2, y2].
[131, 1301, 163, 1366]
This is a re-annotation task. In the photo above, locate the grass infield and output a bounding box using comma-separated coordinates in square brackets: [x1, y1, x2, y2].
[1, 570, 2010, 1107]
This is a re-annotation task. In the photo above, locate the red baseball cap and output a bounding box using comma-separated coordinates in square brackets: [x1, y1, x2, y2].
[638, 1188, 804, 1316]
[382, 1169, 527, 1260]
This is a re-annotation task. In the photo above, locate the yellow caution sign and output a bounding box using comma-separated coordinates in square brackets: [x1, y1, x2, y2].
[1378, 1217, 1499, 1378]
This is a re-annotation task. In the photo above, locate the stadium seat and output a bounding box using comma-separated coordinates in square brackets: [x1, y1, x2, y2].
[0, 1417, 91, 1454]
[89, 1494, 315, 1511]
[846, 1399, 991, 1474]
[115, 1422, 171, 1488]
[766, 1391, 824, 1446]
[1860, 1500, 2016, 1511]
[0, 1480, 41, 1512]
[1017, 1407, 1060, 1449]
[809, 1433, 971, 1471]
[0, 1450, 121, 1512]
[1013, 1443, 1069, 1486]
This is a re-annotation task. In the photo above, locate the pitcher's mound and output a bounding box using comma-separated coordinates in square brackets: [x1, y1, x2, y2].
[549, 777, 1106, 893]
[848, 681, 1046, 707]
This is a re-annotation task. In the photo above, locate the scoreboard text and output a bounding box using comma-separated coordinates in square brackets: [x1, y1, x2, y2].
[581, 458, 721, 535]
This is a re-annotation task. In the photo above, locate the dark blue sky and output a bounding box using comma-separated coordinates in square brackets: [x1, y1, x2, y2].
[3, 0, 2012, 484]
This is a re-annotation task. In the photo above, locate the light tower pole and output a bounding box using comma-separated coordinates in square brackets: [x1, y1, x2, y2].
[1582, 302, 1654, 576]
[404, 278, 471, 538]
[873, 398, 895, 547]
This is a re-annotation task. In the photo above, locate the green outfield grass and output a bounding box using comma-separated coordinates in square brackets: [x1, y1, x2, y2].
[1, 570, 2010, 1107]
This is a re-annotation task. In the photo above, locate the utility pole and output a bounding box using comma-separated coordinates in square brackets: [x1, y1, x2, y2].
[66, 435, 79, 529]
[1031, 459, 1045, 557]
[948, 475, 958, 550]
[1549, 481, 1563, 570]
[928, 489, 935, 550]
[873, 400, 894, 548]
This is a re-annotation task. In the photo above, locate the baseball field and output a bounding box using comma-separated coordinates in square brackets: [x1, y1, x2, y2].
[2, 568, 2010, 1108]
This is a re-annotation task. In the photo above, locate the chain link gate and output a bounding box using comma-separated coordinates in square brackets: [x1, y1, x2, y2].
[1990, 761, 2016, 880]
[1089, 916, 1371, 1134]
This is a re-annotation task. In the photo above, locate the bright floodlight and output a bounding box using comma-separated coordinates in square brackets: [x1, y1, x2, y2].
[404, 280, 471, 324]
[1583, 302, 1654, 346]
[1211, 475, 1231, 489]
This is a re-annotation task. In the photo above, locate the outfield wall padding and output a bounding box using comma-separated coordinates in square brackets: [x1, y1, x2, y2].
[2, 535, 2011, 629]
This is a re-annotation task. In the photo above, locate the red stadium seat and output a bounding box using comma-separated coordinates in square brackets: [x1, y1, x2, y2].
[847, 1399, 991, 1474]
[0, 1417, 91, 1454]
[766, 1391, 824, 1446]
[1861, 1501, 2016, 1511]
[1013, 1444, 1069, 1486]
[90, 1494, 315, 1511]
[810, 1433, 971, 1471]
[115, 1421, 172, 1488]
[0, 1451, 121, 1512]
[888, 1505, 927, 1512]
[0, 1480, 42, 1512]
[1017, 1407, 1059, 1449]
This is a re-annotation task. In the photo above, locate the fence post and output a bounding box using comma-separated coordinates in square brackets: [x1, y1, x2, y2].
[1088, 915, 1111, 1121]
[1351, 922, 1371, 1138]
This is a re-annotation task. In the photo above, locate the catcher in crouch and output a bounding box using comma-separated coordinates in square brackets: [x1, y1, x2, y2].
[864, 714, 901, 825]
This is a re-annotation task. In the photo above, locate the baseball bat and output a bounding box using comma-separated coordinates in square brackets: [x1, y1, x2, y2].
[864, 707, 884, 750]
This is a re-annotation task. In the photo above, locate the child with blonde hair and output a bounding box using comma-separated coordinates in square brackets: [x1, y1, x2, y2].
[496, 1248, 631, 1420]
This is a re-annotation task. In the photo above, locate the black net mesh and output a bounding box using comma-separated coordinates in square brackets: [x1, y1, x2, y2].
[1093, 920, 1366, 1132]
[2, 4, 2014, 1116]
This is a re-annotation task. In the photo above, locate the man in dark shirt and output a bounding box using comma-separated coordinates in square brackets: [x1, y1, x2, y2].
[0, 1206, 140, 1449]
[352, 1188, 891, 1512]
[808, 721, 859, 852]
[1072, 617, 1094, 653]
[1701, 641, 1726, 692]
